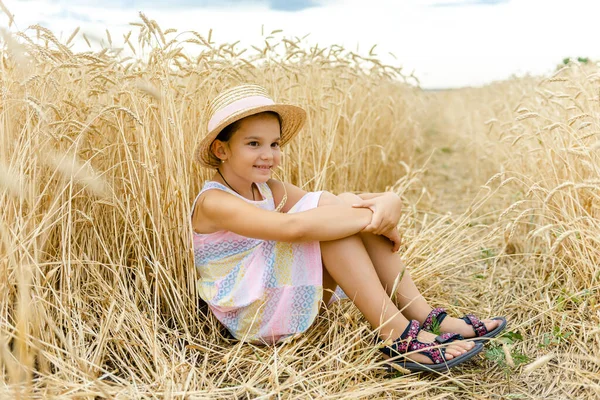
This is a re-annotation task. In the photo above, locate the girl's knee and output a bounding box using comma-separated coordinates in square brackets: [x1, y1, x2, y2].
[337, 192, 361, 204]
[319, 192, 361, 206]
[318, 191, 343, 206]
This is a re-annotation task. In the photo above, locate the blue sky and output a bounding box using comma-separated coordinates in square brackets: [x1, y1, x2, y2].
[3, 0, 599, 88]
[46, 0, 322, 11]
[431, 0, 508, 6]
[43, 0, 509, 11]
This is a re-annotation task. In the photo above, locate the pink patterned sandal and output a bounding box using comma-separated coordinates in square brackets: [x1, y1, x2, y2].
[422, 307, 507, 342]
[378, 320, 483, 373]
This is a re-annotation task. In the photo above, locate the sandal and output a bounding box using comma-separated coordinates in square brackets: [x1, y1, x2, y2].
[378, 320, 484, 373]
[422, 307, 507, 342]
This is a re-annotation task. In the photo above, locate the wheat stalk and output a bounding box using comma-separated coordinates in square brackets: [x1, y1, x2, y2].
[0, 14, 598, 400]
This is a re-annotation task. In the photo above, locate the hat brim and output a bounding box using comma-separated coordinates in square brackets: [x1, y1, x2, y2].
[194, 103, 306, 168]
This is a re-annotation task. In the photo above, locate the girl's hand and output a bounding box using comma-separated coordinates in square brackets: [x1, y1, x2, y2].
[351, 192, 402, 235]
[382, 226, 402, 252]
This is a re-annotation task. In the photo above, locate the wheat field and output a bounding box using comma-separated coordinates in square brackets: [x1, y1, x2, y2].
[0, 10, 599, 399]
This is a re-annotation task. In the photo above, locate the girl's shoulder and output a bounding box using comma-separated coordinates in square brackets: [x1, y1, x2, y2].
[265, 178, 283, 194]
[200, 180, 229, 193]
[191, 181, 236, 234]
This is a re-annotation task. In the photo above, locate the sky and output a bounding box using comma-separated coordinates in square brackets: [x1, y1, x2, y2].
[2, 0, 599, 88]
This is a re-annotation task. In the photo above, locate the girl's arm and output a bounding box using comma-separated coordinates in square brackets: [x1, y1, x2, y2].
[196, 190, 373, 243]
[265, 182, 401, 251]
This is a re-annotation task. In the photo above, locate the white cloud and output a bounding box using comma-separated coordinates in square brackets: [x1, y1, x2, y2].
[3, 0, 600, 88]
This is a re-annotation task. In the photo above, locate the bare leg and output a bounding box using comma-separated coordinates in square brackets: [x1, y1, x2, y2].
[319, 265, 337, 312]
[336, 192, 501, 338]
[316, 192, 475, 363]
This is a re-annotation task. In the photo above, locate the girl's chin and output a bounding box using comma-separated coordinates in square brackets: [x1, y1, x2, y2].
[252, 166, 272, 179]
[252, 174, 271, 183]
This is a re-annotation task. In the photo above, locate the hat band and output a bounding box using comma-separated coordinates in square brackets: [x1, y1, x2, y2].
[208, 95, 275, 132]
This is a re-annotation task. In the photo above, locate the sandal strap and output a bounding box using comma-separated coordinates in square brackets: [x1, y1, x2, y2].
[379, 320, 420, 357]
[378, 320, 448, 364]
[422, 307, 448, 331]
[408, 340, 445, 364]
[435, 332, 464, 344]
[462, 314, 488, 337]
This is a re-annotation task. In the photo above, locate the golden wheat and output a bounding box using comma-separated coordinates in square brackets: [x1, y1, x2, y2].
[0, 8, 598, 399]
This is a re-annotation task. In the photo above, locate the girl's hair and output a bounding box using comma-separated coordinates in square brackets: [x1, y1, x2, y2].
[215, 111, 282, 143]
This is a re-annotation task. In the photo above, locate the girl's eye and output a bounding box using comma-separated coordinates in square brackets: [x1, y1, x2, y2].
[271, 142, 280, 148]
[248, 141, 259, 147]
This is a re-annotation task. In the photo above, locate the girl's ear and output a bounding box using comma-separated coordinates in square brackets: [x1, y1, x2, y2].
[211, 140, 228, 161]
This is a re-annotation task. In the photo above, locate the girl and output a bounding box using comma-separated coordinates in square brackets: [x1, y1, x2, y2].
[190, 84, 506, 373]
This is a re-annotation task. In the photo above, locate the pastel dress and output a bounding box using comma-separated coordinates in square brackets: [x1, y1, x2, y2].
[191, 181, 324, 344]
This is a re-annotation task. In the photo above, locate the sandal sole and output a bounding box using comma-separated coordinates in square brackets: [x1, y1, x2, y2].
[388, 342, 484, 373]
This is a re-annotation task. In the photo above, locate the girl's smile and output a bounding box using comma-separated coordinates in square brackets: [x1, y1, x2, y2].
[254, 164, 272, 172]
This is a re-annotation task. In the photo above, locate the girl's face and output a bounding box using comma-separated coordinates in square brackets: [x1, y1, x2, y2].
[214, 112, 282, 183]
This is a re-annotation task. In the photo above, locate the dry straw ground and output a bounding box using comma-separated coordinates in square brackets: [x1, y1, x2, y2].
[0, 10, 599, 399]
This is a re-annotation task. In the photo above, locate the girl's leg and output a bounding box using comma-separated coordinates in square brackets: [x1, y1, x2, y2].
[320, 265, 337, 312]
[316, 193, 474, 363]
[336, 193, 501, 338]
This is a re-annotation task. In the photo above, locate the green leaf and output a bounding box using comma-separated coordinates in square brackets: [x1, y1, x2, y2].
[539, 334, 551, 348]
[485, 344, 530, 369]
[502, 331, 523, 342]
[499, 336, 514, 345]
[430, 316, 442, 335]
[480, 247, 496, 258]
[512, 351, 530, 366]
[485, 346, 504, 363]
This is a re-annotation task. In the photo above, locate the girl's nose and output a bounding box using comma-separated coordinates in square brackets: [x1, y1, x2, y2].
[261, 150, 273, 160]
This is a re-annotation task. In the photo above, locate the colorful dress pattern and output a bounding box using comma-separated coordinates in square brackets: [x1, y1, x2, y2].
[191, 181, 324, 344]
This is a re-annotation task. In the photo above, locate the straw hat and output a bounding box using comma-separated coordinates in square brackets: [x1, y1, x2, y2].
[194, 84, 307, 168]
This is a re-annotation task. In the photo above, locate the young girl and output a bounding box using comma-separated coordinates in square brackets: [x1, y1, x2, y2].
[190, 84, 507, 373]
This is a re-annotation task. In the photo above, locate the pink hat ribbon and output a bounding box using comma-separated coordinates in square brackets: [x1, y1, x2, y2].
[208, 95, 274, 132]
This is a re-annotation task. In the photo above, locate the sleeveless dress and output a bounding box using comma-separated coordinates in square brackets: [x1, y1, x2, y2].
[191, 181, 324, 344]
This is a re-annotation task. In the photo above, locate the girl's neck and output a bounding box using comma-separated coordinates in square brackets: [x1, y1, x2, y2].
[215, 168, 257, 200]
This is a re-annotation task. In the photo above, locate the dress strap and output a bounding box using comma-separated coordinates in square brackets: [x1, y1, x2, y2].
[256, 182, 275, 209]
[189, 191, 204, 226]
